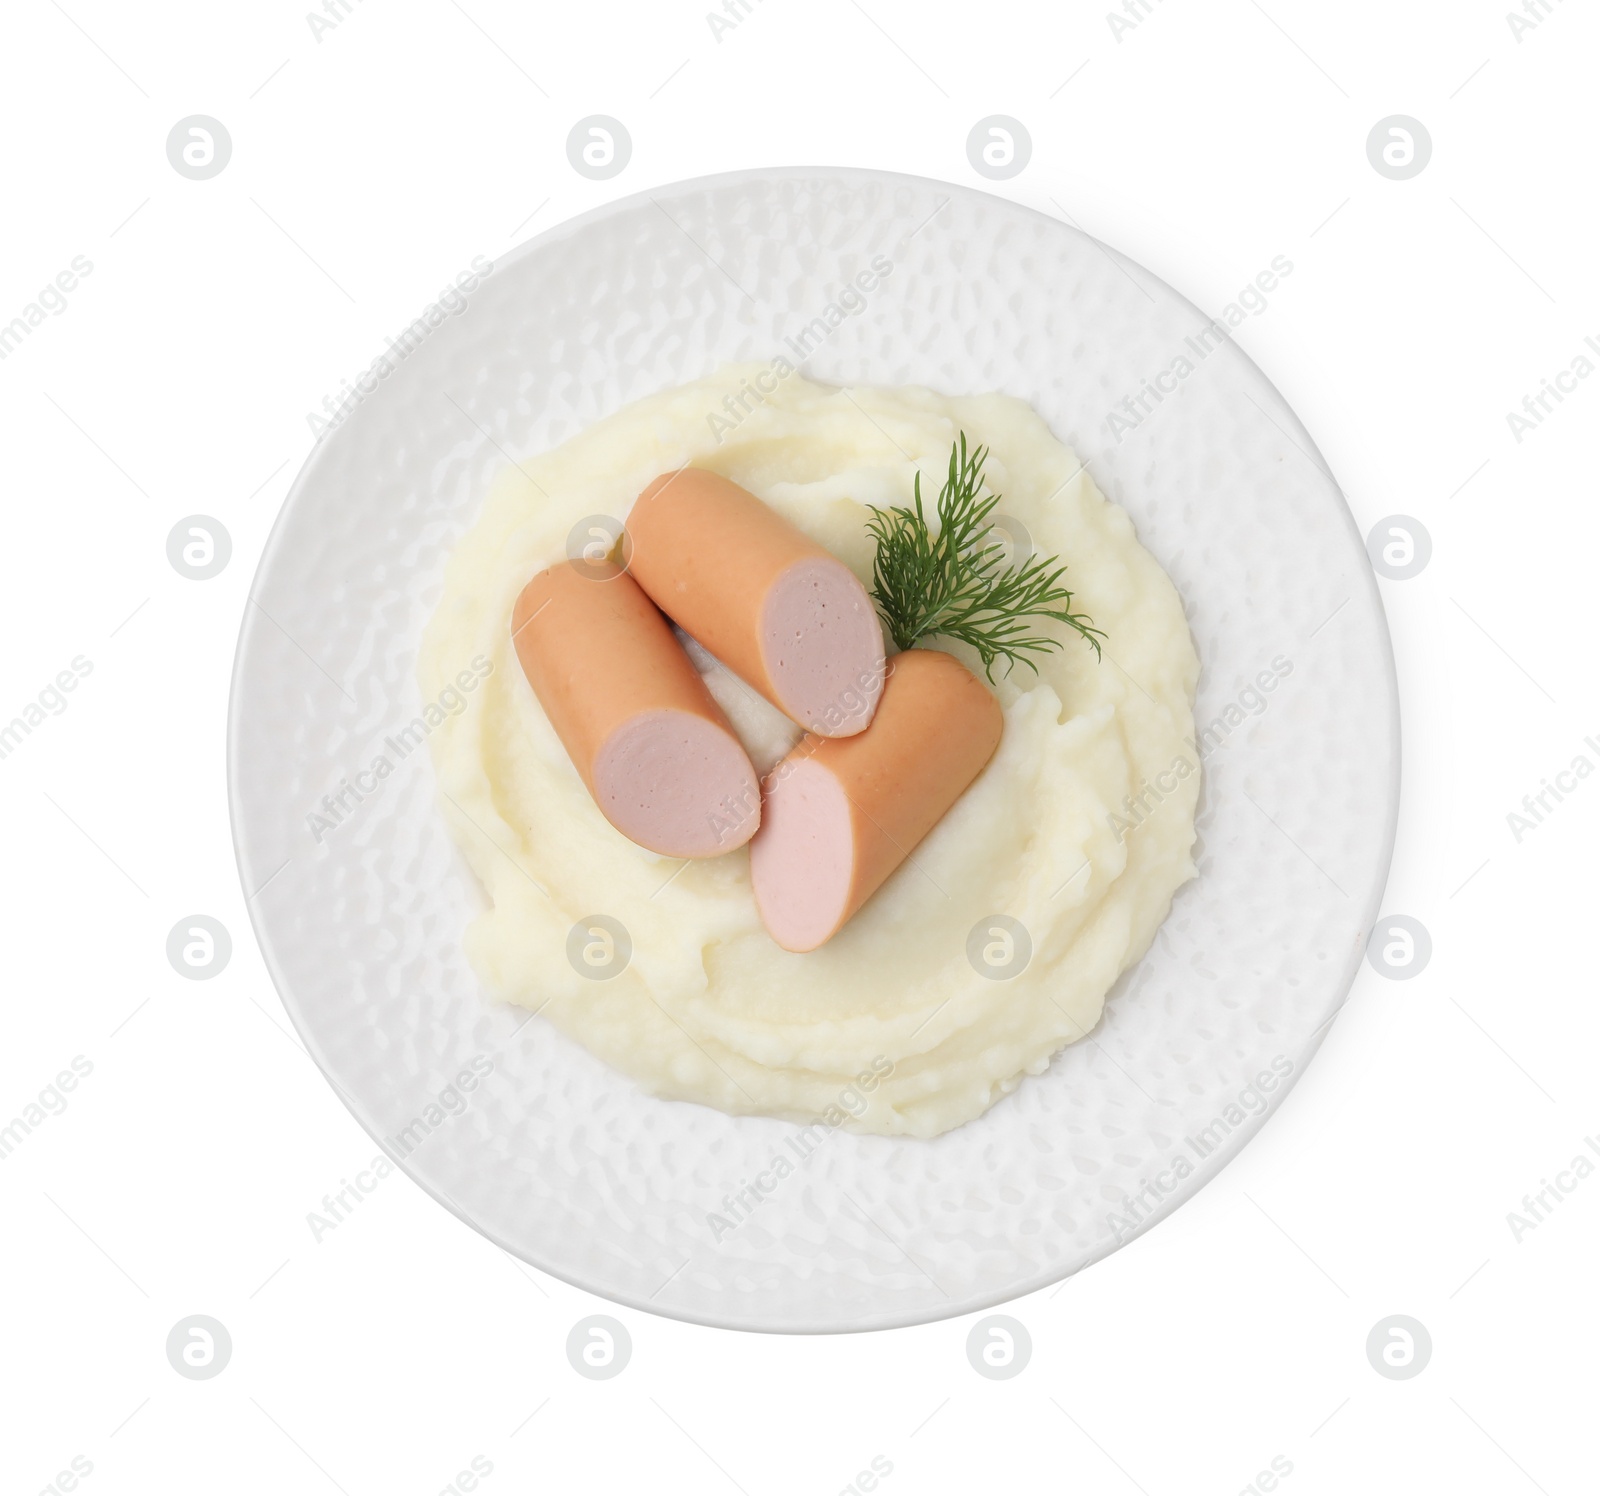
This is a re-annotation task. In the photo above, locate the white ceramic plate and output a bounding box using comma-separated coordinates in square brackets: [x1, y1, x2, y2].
[229, 167, 1398, 1333]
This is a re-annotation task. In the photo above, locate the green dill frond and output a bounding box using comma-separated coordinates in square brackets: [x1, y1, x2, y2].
[866, 433, 1105, 682]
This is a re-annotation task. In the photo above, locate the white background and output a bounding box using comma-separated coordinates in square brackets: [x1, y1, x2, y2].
[2, 0, 1596, 1492]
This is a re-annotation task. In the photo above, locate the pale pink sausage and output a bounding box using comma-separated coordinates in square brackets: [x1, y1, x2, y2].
[512, 561, 760, 858]
[625, 469, 885, 736]
[749, 648, 1003, 951]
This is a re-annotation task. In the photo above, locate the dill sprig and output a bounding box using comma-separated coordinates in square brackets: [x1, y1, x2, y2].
[866, 434, 1105, 682]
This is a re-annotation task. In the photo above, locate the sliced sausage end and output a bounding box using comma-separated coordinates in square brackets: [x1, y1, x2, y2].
[749, 756, 855, 952]
[593, 709, 761, 859]
[760, 557, 886, 738]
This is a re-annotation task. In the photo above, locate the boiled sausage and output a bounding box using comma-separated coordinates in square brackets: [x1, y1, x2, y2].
[749, 648, 1003, 950]
[512, 561, 761, 858]
[626, 469, 885, 737]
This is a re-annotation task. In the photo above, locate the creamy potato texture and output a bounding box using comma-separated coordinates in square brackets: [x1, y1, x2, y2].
[420, 368, 1199, 1138]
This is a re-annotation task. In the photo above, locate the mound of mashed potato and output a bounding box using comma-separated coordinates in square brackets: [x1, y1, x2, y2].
[420, 367, 1199, 1138]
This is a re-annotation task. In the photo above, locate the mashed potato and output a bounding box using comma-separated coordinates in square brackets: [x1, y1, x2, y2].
[420, 367, 1199, 1137]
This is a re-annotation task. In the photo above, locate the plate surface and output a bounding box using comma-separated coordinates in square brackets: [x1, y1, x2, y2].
[229, 166, 1398, 1333]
